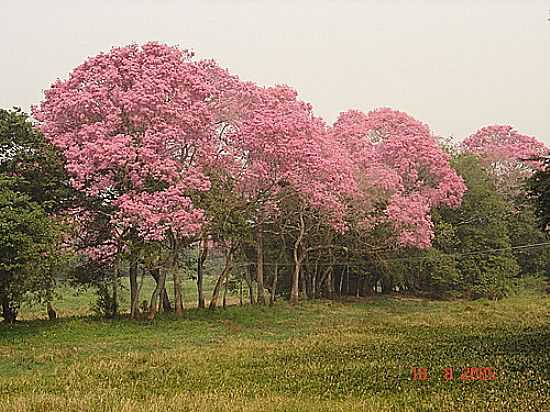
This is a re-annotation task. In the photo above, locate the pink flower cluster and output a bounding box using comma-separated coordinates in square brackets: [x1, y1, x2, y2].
[220, 84, 356, 229]
[462, 125, 548, 178]
[33, 43, 216, 243]
[332, 108, 466, 248]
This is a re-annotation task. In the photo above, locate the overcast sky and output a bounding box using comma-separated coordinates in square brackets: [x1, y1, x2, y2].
[1, 1, 549, 143]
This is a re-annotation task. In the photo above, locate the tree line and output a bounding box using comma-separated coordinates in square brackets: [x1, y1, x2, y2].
[1, 43, 549, 323]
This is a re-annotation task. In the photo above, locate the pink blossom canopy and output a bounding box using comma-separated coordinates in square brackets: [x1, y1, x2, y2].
[332, 108, 466, 248]
[33, 43, 220, 241]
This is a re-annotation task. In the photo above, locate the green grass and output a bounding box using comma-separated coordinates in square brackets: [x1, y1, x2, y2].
[1, 292, 549, 411]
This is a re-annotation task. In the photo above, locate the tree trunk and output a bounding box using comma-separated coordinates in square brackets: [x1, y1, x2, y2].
[290, 211, 306, 305]
[300, 267, 308, 300]
[222, 276, 229, 309]
[270, 262, 278, 306]
[162, 289, 172, 312]
[240, 273, 244, 306]
[255, 225, 266, 305]
[381, 276, 393, 294]
[311, 263, 318, 299]
[151, 268, 172, 312]
[290, 259, 301, 305]
[244, 266, 256, 305]
[111, 266, 119, 318]
[129, 256, 140, 320]
[361, 276, 373, 296]
[173, 269, 184, 316]
[2, 300, 17, 324]
[148, 269, 167, 320]
[197, 232, 209, 309]
[46, 302, 57, 320]
[326, 268, 334, 299]
[209, 251, 233, 310]
[318, 267, 331, 299]
[138, 268, 147, 317]
[171, 244, 184, 316]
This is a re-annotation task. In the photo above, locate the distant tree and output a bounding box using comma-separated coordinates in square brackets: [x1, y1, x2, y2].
[528, 158, 550, 267]
[462, 125, 547, 198]
[505, 198, 550, 278]
[463, 125, 550, 279]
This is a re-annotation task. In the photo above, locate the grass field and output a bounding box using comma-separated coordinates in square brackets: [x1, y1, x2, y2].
[1, 288, 549, 411]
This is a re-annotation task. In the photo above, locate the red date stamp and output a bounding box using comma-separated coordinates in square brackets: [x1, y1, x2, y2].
[412, 367, 496, 381]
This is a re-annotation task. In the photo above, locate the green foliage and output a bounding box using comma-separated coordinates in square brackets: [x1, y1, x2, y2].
[353, 155, 528, 300]
[0, 179, 59, 322]
[526, 160, 550, 280]
[420, 249, 461, 295]
[67, 258, 119, 318]
[0, 108, 74, 322]
[93, 281, 119, 318]
[436, 155, 519, 298]
[0, 108, 72, 213]
[199, 169, 254, 244]
[528, 156, 550, 232]
[510, 274, 549, 295]
[505, 200, 550, 278]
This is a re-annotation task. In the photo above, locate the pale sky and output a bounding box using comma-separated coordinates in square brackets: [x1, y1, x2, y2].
[1, 1, 549, 143]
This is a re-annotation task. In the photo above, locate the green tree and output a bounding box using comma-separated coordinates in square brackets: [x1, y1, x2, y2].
[0, 108, 72, 212]
[0, 179, 59, 323]
[0, 108, 74, 322]
[526, 157, 550, 281]
[438, 155, 519, 298]
[505, 199, 550, 278]
[528, 158, 550, 232]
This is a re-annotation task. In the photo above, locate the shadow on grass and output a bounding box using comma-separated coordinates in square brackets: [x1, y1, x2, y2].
[0, 301, 316, 345]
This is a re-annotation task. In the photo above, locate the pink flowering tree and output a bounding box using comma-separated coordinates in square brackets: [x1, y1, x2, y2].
[332, 108, 466, 249]
[33, 43, 224, 318]
[461, 126, 550, 280]
[214, 84, 356, 304]
[461, 125, 548, 196]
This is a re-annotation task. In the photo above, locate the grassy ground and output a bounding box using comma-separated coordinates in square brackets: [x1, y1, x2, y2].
[1, 291, 549, 411]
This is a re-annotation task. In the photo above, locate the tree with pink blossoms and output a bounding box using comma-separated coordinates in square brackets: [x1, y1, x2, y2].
[33, 43, 225, 318]
[461, 125, 548, 197]
[332, 108, 466, 249]
[463, 125, 550, 281]
[215, 84, 356, 305]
